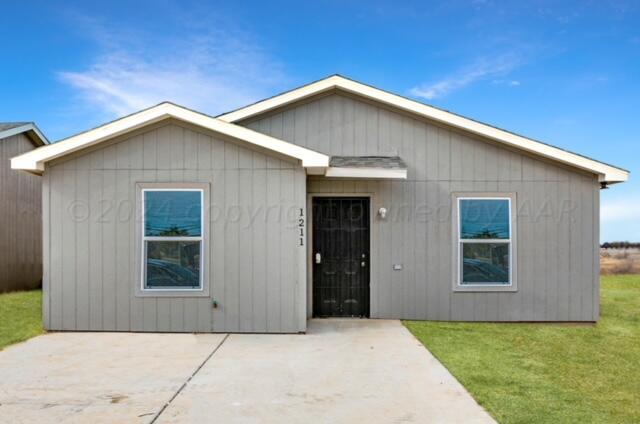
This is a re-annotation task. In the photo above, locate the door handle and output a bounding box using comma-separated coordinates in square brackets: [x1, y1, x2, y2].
[315, 252, 322, 264]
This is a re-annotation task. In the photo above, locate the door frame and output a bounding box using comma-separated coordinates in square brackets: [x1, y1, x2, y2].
[306, 192, 375, 318]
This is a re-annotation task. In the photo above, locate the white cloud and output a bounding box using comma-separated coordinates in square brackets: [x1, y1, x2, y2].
[58, 22, 287, 118]
[601, 198, 640, 222]
[492, 79, 521, 87]
[601, 196, 640, 241]
[409, 54, 523, 100]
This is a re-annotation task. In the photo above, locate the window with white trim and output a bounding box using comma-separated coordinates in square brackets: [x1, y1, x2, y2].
[142, 189, 204, 291]
[457, 197, 512, 286]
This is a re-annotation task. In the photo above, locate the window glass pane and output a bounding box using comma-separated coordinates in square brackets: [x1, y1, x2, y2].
[145, 241, 201, 288]
[462, 243, 509, 284]
[460, 199, 510, 239]
[144, 191, 201, 236]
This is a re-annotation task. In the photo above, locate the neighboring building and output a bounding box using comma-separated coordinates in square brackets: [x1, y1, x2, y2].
[12, 76, 629, 332]
[0, 123, 49, 293]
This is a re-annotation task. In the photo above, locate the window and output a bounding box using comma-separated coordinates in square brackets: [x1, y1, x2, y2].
[455, 196, 515, 290]
[142, 189, 204, 291]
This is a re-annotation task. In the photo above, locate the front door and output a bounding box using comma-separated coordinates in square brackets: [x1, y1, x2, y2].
[312, 197, 370, 317]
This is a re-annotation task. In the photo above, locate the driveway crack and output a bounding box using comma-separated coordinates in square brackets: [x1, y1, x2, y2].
[149, 334, 230, 424]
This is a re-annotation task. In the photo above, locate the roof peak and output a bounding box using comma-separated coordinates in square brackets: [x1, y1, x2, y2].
[216, 75, 628, 183]
[11, 102, 328, 173]
[0, 122, 49, 145]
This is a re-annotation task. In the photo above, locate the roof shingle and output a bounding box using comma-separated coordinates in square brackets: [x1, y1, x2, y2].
[329, 156, 407, 169]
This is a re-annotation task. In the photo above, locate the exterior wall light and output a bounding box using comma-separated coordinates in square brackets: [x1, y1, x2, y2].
[378, 207, 387, 219]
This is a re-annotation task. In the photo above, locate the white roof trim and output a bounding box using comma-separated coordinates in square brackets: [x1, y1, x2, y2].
[218, 75, 628, 183]
[0, 123, 49, 146]
[324, 167, 407, 179]
[11, 103, 329, 173]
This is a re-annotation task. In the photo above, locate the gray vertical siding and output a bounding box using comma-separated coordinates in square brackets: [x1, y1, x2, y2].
[44, 121, 307, 332]
[243, 92, 601, 321]
[0, 133, 42, 293]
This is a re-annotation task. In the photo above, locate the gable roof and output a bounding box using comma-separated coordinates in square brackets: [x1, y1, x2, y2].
[0, 122, 49, 146]
[11, 102, 329, 173]
[0, 122, 28, 132]
[218, 75, 629, 184]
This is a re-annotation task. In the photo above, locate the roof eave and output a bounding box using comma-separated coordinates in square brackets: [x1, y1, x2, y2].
[218, 75, 628, 184]
[598, 169, 629, 184]
[0, 123, 49, 146]
[324, 167, 407, 179]
[10, 103, 329, 173]
[10, 155, 44, 173]
[218, 75, 342, 123]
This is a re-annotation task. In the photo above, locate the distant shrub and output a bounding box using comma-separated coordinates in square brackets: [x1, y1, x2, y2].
[601, 241, 640, 249]
[614, 251, 630, 260]
[601, 250, 640, 275]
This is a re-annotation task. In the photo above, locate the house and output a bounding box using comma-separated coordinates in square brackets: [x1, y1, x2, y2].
[11, 75, 629, 332]
[1, 122, 49, 293]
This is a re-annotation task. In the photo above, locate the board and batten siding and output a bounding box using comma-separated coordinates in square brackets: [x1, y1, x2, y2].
[0, 133, 43, 293]
[243, 92, 601, 321]
[44, 121, 307, 333]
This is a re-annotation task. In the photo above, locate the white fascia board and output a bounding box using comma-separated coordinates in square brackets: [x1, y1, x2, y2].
[218, 76, 341, 123]
[0, 123, 49, 146]
[11, 103, 329, 173]
[324, 167, 407, 179]
[218, 75, 628, 183]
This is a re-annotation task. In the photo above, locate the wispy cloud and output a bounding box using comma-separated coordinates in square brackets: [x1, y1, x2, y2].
[602, 198, 640, 223]
[568, 74, 610, 90]
[409, 53, 523, 100]
[492, 79, 521, 86]
[58, 15, 287, 118]
[601, 196, 640, 241]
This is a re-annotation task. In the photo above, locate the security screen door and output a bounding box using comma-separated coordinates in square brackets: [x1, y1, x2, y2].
[312, 197, 370, 317]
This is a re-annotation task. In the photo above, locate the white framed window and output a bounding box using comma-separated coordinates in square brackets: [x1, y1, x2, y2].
[136, 183, 209, 296]
[453, 193, 517, 292]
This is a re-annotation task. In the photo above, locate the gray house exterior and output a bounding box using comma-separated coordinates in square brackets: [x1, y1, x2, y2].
[12, 76, 628, 333]
[0, 123, 48, 293]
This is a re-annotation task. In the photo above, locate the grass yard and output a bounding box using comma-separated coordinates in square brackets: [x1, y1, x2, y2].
[405, 274, 640, 424]
[0, 290, 43, 350]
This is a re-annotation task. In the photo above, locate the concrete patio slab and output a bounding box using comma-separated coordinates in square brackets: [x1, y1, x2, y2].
[160, 320, 494, 423]
[0, 332, 225, 424]
[0, 320, 494, 423]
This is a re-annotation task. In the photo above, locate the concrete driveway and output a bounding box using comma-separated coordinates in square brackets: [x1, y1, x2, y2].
[0, 320, 494, 423]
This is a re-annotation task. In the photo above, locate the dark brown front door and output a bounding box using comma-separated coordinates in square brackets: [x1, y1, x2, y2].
[312, 197, 370, 317]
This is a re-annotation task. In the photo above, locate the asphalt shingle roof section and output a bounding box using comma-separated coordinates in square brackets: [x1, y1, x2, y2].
[329, 156, 407, 169]
[0, 122, 29, 132]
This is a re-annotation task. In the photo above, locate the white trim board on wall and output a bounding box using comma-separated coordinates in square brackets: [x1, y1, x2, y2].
[324, 167, 407, 179]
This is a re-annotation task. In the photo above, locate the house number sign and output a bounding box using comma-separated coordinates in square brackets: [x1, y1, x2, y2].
[299, 208, 305, 246]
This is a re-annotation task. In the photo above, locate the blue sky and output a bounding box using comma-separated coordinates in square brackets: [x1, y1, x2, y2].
[1, 0, 638, 241]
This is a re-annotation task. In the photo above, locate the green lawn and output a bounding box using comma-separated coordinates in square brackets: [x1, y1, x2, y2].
[405, 275, 640, 424]
[0, 290, 43, 350]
